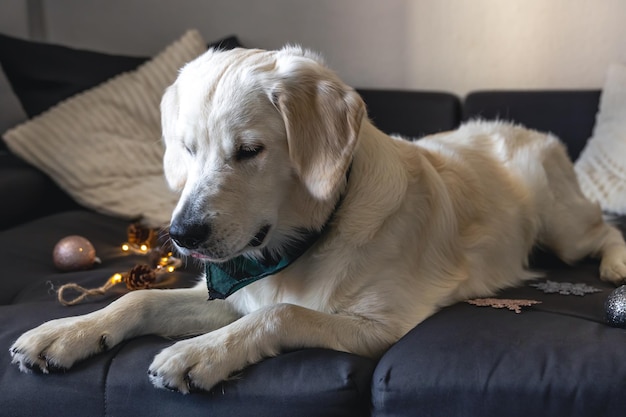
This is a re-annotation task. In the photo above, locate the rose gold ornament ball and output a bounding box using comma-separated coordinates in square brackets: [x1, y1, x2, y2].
[52, 235, 97, 271]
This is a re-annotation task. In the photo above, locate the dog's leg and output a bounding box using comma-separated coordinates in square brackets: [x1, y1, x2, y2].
[10, 286, 240, 374]
[544, 192, 626, 284]
[539, 142, 626, 283]
[148, 303, 397, 393]
[595, 226, 626, 283]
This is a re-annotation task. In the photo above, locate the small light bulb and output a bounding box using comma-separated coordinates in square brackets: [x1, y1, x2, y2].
[140, 244, 148, 252]
[122, 244, 129, 251]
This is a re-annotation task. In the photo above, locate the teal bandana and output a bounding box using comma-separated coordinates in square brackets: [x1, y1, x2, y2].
[204, 164, 351, 300]
[205, 231, 320, 300]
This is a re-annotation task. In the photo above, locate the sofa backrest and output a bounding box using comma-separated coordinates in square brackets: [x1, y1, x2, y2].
[463, 90, 601, 161]
[357, 89, 461, 139]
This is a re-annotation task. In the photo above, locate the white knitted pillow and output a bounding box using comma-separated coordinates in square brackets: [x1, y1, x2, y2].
[575, 64, 626, 215]
[3, 29, 206, 226]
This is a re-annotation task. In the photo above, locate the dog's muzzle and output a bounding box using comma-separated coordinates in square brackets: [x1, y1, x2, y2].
[169, 218, 271, 256]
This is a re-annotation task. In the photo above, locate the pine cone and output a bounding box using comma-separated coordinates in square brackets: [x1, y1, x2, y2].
[125, 264, 156, 290]
[126, 223, 156, 247]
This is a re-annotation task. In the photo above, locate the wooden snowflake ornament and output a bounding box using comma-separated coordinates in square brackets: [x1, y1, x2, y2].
[466, 298, 542, 313]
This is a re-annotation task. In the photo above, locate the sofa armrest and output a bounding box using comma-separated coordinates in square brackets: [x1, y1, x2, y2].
[0, 151, 80, 230]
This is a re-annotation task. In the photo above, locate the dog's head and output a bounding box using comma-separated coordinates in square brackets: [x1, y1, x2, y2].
[161, 46, 365, 262]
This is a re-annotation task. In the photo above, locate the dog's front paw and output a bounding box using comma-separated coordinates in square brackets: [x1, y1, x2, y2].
[600, 246, 626, 284]
[10, 316, 112, 374]
[148, 332, 244, 394]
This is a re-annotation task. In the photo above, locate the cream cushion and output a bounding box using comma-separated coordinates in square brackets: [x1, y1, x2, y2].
[3, 29, 207, 226]
[575, 64, 626, 215]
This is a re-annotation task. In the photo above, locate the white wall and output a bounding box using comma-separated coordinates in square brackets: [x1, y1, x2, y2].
[40, 0, 411, 89]
[3, 0, 626, 97]
[407, 0, 626, 95]
[0, 0, 29, 133]
[0, 0, 28, 37]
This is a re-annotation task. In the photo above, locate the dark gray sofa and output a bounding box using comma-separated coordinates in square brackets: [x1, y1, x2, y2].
[1, 33, 625, 417]
[373, 90, 626, 417]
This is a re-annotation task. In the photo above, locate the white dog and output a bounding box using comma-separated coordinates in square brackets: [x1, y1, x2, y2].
[10, 46, 626, 394]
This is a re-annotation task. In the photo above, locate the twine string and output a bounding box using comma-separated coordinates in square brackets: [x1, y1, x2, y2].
[56, 272, 178, 306]
[57, 278, 118, 306]
[55, 221, 180, 307]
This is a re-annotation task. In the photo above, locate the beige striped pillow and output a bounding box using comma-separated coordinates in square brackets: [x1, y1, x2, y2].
[3, 29, 206, 227]
[575, 64, 626, 215]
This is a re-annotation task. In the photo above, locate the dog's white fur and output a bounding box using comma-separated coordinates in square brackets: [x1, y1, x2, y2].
[11, 46, 626, 394]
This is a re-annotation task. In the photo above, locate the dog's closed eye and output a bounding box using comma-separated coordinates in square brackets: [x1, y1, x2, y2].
[235, 143, 265, 161]
[184, 144, 195, 156]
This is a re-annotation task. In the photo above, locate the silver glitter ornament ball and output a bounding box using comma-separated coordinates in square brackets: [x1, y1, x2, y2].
[52, 235, 97, 271]
[605, 285, 626, 328]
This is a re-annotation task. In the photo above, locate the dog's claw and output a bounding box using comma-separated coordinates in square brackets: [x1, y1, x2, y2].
[147, 367, 197, 394]
[22, 361, 43, 374]
[46, 361, 66, 373]
[184, 372, 199, 393]
[163, 383, 180, 393]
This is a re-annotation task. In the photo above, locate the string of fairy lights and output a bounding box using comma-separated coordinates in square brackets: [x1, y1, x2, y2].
[54, 223, 182, 306]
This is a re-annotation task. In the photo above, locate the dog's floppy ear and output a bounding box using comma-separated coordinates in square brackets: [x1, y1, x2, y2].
[271, 52, 365, 201]
[160, 84, 187, 191]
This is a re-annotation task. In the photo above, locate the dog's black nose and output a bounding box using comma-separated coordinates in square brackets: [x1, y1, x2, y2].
[169, 220, 211, 250]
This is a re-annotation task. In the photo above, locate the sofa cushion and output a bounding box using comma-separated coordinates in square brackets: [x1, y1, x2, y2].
[463, 90, 600, 161]
[0, 32, 241, 224]
[3, 30, 207, 227]
[0, 32, 145, 119]
[0, 152, 79, 230]
[575, 64, 626, 215]
[104, 342, 374, 417]
[357, 89, 461, 138]
[0, 210, 375, 417]
[371, 228, 626, 417]
[0, 32, 241, 119]
[0, 68, 27, 137]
